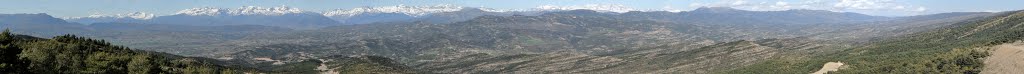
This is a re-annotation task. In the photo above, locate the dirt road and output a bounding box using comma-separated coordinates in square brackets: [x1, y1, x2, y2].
[812, 62, 844, 74]
[982, 42, 1024, 74]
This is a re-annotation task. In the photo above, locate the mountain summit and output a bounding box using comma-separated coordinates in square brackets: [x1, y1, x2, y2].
[63, 12, 155, 24]
[147, 6, 339, 29]
[176, 6, 307, 16]
[323, 4, 465, 17]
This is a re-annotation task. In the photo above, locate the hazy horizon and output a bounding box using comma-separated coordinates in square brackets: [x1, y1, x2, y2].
[2, 0, 1022, 17]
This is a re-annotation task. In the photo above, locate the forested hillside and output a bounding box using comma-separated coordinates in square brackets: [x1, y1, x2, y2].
[0, 29, 259, 73]
[0, 29, 422, 74]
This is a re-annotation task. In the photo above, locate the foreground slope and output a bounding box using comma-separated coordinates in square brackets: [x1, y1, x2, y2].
[980, 42, 1024, 74]
[0, 30, 258, 73]
[0, 30, 421, 74]
[731, 10, 1024, 74]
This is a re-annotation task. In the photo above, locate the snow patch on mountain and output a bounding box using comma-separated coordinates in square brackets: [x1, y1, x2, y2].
[64, 12, 155, 20]
[322, 4, 465, 17]
[175, 6, 306, 16]
[477, 8, 514, 12]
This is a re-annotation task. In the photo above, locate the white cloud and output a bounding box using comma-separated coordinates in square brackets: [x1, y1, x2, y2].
[663, 5, 683, 12]
[832, 0, 923, 12]
[769, 2, 792, 9]
[689, 3, 709, 7]
[731, 0, 748, 5]
[983, 10, 999, 12]
[913, 7, 927, 12]
[776, 2, 789, 6]
[688, 0, 802, 11]
[892, 5, 906, 10]
[834, 0, 888, 10]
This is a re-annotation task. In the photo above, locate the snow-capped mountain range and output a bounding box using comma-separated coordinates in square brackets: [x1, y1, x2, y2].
[67, 6, 316, 23]
[66, 4, 647, 20]
[63, 12, 155, 24]
[322, 4, 466, 17]
[61, 4, 654, 28]
[65, 12, 156, 20]
[147, 6, 337, 29]
[176, 6, 308, 16]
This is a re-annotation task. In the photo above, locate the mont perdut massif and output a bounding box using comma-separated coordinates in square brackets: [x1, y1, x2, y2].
[1, 5, 1023, 74]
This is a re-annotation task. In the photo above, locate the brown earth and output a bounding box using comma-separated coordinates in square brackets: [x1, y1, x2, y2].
[982, 42, 1024, 74]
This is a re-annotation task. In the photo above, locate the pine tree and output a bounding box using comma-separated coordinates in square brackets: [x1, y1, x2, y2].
[0, 29, 28, 73]
[1, 29, 11, 43]
[127, 54, 154, 74]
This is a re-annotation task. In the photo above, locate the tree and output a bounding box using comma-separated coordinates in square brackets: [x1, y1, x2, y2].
[1, 29, 12, 43]
[127, 54, 155, 74]
[0, 29, 28, 73]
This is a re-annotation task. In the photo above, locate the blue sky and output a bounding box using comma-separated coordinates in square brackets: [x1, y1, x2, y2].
[1, 0, 1022, 17]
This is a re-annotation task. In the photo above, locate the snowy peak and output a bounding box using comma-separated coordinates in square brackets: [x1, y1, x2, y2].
[323, 4, 465, 17]
[120, 12, 156, 19]
[176, 7, 223, 16]
[66, 12, 155, 20]
[231, 6, 304, 15]
[175, 6, 306, 16]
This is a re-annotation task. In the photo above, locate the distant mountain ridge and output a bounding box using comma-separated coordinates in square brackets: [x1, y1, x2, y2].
[64, 5, 511, 28]
[322, 4, 466, 17]
[323, 5, 472, 25]
[151, 6, 339, 29]
[0, 13, 90, 37]
[678, 7, 889, 25]
[61, 6, 890, 29]
[63, 12, 154, 25]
